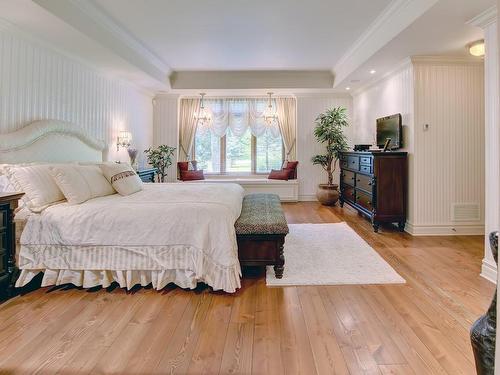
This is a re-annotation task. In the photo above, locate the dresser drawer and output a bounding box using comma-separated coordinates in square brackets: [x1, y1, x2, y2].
[359, 165, 372, 174]
[356, 190, 373, 212]
[356, 174, 373, 192]
[342, 186, 355, 203]
[360, 156, 372, 165]
[342, 170, 355, 187]
[347, 156, 359, 170]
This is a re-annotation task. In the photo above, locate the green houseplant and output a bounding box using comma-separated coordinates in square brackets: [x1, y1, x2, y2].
[144, 145, 176, 183]
[312, 106, 349, 205]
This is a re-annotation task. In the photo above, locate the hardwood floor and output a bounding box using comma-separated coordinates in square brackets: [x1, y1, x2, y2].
[0, 202, 494, 374]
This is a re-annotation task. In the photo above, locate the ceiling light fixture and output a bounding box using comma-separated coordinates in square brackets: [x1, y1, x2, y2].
[346, 87, 351, 91]
[262, 92, 278, 125]
[468, 40, 485, 57]
[194, 93, 212, 127]
[370, 70, 376, 75]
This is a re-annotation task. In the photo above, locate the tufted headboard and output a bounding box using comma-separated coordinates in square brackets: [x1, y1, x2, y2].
[0, 120, 106, 163]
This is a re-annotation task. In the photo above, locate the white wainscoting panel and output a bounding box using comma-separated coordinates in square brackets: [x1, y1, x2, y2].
[482, 19, 499, 282]
[413, 60, 485, 233]
[152, 95, 179, 182]
[0, 26, 153, 165]
[295, 94, 353, 200]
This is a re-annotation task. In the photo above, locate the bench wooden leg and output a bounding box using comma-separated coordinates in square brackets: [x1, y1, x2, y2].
[274, 242, 285, 278]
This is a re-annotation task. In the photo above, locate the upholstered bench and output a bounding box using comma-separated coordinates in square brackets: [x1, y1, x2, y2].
[235, 194, 289, 278]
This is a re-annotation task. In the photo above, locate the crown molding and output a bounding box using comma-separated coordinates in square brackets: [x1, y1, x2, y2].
[0, 17, 155, 98]
[333, 0, 439, 87]
[71, 0, 171, 76]
[467, 6, 497, 29]
[410, 55, 484, 65]
[33, 0, 171, 88]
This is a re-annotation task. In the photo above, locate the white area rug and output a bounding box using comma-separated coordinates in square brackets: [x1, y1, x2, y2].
[266, 223, 405, 286]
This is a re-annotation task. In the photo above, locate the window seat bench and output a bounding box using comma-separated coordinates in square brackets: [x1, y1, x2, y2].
[181, 178, 299, 202]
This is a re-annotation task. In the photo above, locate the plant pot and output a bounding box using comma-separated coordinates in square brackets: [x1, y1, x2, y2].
[316, 184, 339, 206]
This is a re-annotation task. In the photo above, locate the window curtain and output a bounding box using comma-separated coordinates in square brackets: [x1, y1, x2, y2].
[276, 97, 297, 161]
[179, 98, 200, 161]
[205, 98, 281, 139]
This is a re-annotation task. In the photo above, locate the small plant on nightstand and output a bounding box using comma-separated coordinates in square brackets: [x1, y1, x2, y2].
[144, 145, 176, 183]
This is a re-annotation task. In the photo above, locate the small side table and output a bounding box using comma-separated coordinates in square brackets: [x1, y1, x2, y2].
[0, 192, 24, 300]
[137, 168, 158, 183]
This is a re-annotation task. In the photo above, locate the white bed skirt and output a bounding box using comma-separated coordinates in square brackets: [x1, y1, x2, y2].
[16, 244, 242, 293]
[16, 268, 241, 292]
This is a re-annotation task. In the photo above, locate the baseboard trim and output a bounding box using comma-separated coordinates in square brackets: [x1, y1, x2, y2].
[405, 223, 485, 236]
[299, 195, 318, 202]
[481, 258, 497, 284]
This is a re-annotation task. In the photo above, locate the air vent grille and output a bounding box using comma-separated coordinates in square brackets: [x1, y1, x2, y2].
[452, 203, 480, 222]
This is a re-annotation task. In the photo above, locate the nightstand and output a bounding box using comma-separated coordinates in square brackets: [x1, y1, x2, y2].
[0, 192, 24, 300]
[137, 168, 158, 183]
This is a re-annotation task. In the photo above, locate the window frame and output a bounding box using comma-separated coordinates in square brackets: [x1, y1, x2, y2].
[193, 133, 285, 176]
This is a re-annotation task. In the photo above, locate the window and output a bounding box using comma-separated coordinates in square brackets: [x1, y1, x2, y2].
[193, 98, 284, 175]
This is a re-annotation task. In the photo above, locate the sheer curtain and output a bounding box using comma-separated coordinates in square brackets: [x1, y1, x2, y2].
[178, 98, 200, 161]
[276, 97, 297, 161]
[204, 98, 281, 138]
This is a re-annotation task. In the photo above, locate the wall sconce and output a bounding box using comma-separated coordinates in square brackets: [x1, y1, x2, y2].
[117, 131, 132, 151]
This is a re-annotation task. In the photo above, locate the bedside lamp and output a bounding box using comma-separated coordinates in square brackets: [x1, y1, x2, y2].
[117, 131, 132, 151]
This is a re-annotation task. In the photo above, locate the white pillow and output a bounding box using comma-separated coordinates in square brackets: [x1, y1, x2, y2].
[49, 165, 115, 204]
[99, 163, 143, 196]
[5, 165, 65, 212]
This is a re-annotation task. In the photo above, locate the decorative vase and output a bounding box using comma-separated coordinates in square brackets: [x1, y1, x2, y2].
[470, 231, 497, 375]
[316, 184, 339, 206]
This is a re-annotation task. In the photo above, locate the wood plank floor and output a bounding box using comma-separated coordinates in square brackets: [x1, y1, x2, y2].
[0, 202, 494, 374]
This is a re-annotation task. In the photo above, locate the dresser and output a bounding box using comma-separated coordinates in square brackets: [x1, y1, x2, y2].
[339, 151, 407, 232]
[0, 193, 24, 299]
[137, 168, 158, 183]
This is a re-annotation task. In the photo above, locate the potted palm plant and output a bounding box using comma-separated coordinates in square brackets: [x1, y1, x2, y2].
[144, 145, 176, 183]
[312, 107, 349, 206]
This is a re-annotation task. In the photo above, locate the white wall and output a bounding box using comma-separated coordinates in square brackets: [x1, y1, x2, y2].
[0, 24, 154, 166]
[152, 95, 179, 181]
[352, 62, 415, 221]
[352, 58, 485, 236]
[483, 18, 499, 282]
[295, 94, 353, 200]
[412, 60, 485, 235]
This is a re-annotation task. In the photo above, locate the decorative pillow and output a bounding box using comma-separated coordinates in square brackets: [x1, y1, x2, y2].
[180, 169, 205, 181]
[49, 165, 115, 204]
[5, 165, 65, 212]
[284, 161, 299, 179]
[100, 163, 143, 196]
[268, 169, 292, 181]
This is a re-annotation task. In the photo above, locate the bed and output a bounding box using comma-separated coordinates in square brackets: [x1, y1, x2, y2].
[1, 120, 244, 293]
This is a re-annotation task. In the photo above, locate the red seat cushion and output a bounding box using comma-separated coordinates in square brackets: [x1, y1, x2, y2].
[177, 162, 189, 172]
[283, 161, 298, 179]
[180, 170, 205, 181]
[268, 169, 292, 180]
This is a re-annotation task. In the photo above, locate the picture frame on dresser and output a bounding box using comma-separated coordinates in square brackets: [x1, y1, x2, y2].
[0, 192, 24, 300]
[339, 151, 407, 233]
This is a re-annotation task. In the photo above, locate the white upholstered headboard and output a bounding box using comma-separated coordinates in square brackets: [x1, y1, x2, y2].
[0, 120, 106, 163]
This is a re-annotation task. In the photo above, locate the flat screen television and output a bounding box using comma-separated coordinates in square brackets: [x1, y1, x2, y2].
[376, 114, 402, 150]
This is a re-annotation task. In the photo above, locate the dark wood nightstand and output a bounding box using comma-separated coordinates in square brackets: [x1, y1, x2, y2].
[0, 192, 24, 300]
[137, 168, 158, 183]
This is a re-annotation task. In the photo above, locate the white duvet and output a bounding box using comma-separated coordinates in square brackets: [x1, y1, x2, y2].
[16, 183, 245, 293]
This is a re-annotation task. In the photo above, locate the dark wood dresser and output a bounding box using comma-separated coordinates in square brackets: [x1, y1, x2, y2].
[0, 192, 24, 300]
[339, 151, 407, 232]
[137, 168, 157, 183]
